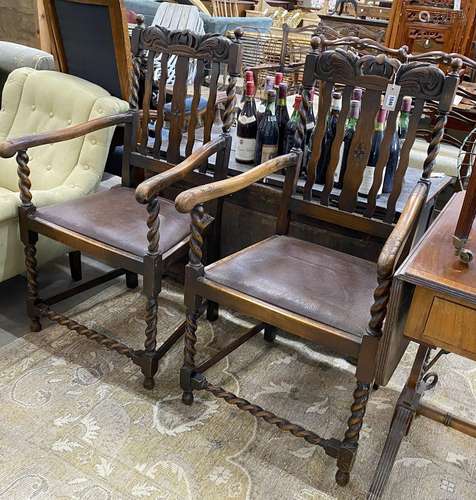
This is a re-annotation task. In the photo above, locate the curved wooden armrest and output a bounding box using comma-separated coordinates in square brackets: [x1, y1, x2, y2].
[175, 152, 299, 213]
[135, 136, 226, 204]
[0, 112, 132, 159]
[378, 181, 429, 277]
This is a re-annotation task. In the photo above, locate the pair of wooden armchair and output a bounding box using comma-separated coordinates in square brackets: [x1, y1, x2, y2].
[4, 26, 462, 487]
[175, 38, 463, 485]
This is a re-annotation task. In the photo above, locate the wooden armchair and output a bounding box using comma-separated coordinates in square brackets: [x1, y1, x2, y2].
[1, 26, 242, 390]
[175, 37, 461, 486]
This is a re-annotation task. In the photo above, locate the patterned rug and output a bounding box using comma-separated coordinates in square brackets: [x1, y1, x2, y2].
[0, 278, 475, 500]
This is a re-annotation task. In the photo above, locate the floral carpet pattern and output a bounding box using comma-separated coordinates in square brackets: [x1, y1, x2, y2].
[0, 278, 475, 499]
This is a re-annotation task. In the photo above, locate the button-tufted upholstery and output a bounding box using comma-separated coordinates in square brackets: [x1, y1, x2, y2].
[0, 68, 129, 282]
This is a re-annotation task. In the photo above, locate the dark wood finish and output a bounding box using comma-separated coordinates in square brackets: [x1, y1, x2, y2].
[42, 0, 132, 100]
[386, 0, 476, 57]
[368, 192, 476, 499]
[4, 25, 243, 390]
[176, 39, 464, 489]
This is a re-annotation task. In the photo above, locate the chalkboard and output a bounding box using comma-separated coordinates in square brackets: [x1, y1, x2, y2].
[54, 0, 122, 98]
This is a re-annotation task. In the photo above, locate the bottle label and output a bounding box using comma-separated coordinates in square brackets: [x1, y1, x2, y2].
[238, 114, 257, 125]
[261, 144, 278, 163]
[359, 166, 384, 196]
[236, 137, 256, 162]
[306, 121, 315, 130]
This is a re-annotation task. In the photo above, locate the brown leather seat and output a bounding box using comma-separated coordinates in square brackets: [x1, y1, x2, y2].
[205, 235, 377, 337]
[35, 186, 191, 257]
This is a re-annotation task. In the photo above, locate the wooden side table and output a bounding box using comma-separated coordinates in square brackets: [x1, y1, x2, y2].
[368, 191, 476, 500]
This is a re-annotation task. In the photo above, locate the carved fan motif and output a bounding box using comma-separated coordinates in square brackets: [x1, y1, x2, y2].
[396, 62, 445, 98]
[140, 26, 232, 61]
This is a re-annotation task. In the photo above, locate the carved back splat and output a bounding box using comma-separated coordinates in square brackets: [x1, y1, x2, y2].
[301, 37, 461, 227]
[125, 25, 243, 180]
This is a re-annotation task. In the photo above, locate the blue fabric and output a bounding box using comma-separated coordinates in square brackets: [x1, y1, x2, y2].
[200, 14, 273, 35]
[164, 96, 208, 114]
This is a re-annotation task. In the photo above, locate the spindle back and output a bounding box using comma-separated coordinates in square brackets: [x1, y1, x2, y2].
[299, 37, 461, 228]
[123, 24, 242, 184]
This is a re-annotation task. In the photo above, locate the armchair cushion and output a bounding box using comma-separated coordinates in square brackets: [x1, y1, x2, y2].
[0, 68, 128, 282]
[200, 14, 273, 35]
[0, 68, 129, 194]
[205, 235, 377, 337]
[34, 186, 191, 257]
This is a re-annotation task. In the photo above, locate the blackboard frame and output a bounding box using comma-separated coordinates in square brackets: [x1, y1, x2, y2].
[43, 0, 132, 100]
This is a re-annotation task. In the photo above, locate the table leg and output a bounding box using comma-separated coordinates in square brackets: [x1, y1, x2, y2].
[367, 345, 432, 499]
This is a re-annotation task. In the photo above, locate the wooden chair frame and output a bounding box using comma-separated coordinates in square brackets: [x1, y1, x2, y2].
[0, 25, 243, 390]
[43, 0, 132, 100]
[175, 37, 462, 486]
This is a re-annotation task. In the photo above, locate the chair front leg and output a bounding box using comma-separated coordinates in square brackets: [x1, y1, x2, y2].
[24, 230, 42, 332]
[181, 307, 200, 405]
[336, 380, 371, 486]
[140, 196, 162, 390]
[17, 150, 42, 332]
[181, 203, 207, 405]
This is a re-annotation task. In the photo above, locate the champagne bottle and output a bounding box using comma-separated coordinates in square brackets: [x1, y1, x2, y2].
[236, 81, 258, 164]
[382, 97, 412, 193]
[336, 99, 361, 188]
[283, 94, 303, 154]
[315, 92, 342, 185]
[276, 83, 290, 155]
[255, 90, 279, 164]
[359, 107, 387, 196]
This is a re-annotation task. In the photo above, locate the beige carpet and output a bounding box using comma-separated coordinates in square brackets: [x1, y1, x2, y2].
[0, 278, 475, 499]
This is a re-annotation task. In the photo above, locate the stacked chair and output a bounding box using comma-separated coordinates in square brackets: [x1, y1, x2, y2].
[1, 25, 243, 390]
[174, 37, 462, 485]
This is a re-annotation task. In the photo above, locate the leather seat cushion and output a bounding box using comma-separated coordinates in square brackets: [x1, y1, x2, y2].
[35, 186, 191, 257]
[206, 235, 377, 337]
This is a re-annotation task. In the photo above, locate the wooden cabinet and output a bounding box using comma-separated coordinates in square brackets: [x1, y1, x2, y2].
[386, 0, 476, 56]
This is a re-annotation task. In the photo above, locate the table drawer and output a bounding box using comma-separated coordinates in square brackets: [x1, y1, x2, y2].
[405, 287, 476, 361]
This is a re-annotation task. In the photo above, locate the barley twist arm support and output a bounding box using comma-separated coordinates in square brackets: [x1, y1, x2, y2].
[222, 74, 236, 135]
[17, 150, 33, 209]
[189, 204, 206, 268]
[421, 112, 448, 181]
[146, 197, 160, 255]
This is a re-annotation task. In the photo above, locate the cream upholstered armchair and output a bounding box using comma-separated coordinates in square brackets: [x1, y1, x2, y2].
[0, 68, 128, 282]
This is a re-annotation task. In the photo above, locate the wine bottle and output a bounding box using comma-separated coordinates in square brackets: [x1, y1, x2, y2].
[352, 87, 363, 101]
[236, 81, 258, 165]
[276, 82, 290, 155]
[274, 72, 284, 96]
[315, 92, 342, 185]
[382, 97, 412, 193]
[238, 70, 255, 118]
[399, 96, 412, 140]
[257, 75, 275, 125]
[301, 87, 317, 177]
[283, 94, 303, 154]
[335, 99, 361, 188]
[255, 90, 279, 164]
[359, 107, 387, 196]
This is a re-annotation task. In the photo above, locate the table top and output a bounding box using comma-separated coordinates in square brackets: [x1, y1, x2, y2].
[396, 191, 476, 304]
